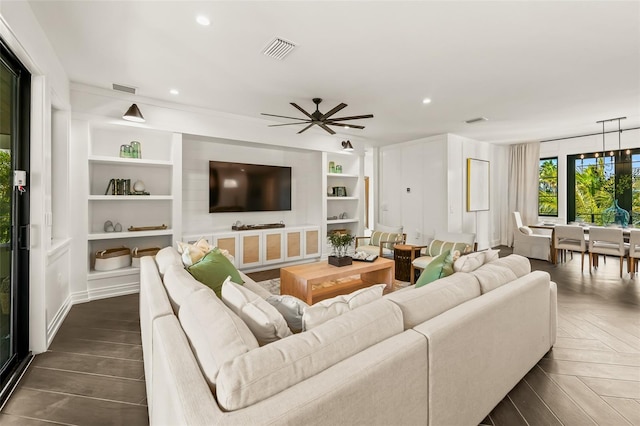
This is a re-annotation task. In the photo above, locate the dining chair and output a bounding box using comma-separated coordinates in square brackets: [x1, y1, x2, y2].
[628, 229, 640, 274]
[588, 226, 629, 277]
[554, 225, 587, 272]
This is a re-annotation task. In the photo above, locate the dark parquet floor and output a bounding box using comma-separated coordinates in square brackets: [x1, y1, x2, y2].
[0, 246, 638, 425]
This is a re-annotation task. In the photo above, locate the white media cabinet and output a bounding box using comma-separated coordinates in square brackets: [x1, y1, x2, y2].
[183, 226, 321, 271]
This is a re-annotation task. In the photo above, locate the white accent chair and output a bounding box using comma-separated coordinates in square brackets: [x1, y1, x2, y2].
[554, 225, 588, 272]
[588, 226, 629, 277]
[628, 229, 640, 274]
[512, 212, 551, 261]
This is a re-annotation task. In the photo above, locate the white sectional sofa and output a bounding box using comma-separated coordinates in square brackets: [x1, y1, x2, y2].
[140, 247, 557, 426]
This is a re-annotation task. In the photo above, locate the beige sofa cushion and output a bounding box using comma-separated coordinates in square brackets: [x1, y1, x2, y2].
[155, 246, 183, 277]
[302, 284, 386, 331]
[385, 273, 481, 329]
[216, 298, 404, 411]
[178, 289, 259, 389]
[163, 264, 207, 313]
[489, 254, 531, 278]
[221, 279, 292, 345]
[471, 262, 518, 294]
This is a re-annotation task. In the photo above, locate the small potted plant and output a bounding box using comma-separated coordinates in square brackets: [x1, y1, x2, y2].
[327, 231, 355, 267]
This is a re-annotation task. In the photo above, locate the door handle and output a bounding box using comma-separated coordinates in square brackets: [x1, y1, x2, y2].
[18, 225, 29, 250]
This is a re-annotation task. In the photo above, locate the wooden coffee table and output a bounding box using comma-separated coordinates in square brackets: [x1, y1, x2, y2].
[280, 258, 395, 305]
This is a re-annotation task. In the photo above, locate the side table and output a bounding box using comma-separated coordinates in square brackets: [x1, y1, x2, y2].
[393, 244, 423, 283]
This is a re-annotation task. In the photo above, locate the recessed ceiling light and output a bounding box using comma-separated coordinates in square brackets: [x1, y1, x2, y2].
[170, 89, 179, 95]
[196, 15, 210, 26]
[422, 98, 432, 104]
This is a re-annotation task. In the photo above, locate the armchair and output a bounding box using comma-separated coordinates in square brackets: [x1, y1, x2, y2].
[410, 232, 476, 284]
[512, 212, 551, 261]
[355, 223, 406, 258]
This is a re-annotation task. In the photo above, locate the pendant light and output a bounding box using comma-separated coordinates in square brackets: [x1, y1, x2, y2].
[123, 103, 145, 122]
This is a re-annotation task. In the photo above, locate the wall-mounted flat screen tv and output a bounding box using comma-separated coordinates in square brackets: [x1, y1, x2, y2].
[209, 161, 292, 213]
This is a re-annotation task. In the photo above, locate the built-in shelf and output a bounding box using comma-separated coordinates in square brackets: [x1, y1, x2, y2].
[88, 155, 172, 167]
[327, 219, 359, 224]
[327, 196, 358, 201]
[88, 266, 140, 281]
[88, 195, 173, 201]
[327, 173, 358, 178]
[88, 229, 173, 240]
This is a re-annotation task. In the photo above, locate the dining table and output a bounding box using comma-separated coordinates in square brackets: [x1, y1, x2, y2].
[529, 223, 634, 265]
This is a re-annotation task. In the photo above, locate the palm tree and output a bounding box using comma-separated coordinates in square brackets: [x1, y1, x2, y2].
[539, 159, 558, 215]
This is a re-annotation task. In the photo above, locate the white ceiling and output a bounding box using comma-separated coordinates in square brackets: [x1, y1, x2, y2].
[28, 1, 640, 146]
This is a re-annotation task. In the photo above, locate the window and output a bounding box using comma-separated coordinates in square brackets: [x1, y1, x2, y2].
[538, 157, 558, 216]
[568, 149, 638, 225]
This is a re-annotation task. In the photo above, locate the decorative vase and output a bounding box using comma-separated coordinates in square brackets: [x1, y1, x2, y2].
[603, 199, 630, 227]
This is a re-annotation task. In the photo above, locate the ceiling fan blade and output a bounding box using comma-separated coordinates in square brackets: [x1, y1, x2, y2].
[319, 123, 337, 135]
[261, 113, 310, 121]
[297, 123, 315, 134]
[321, 103, 347, 120]
[268, 122, 312, 127]
[325, 122, 365, 129]
[290, 103, 314, 120]
[325, 114, 374, 122]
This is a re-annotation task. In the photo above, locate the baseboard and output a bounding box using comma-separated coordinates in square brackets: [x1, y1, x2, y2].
[46, 294, 72, 347]
[70, 282, 140, 305]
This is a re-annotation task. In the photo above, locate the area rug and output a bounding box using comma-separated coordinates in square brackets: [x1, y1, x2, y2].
[255, 277, 411, 296]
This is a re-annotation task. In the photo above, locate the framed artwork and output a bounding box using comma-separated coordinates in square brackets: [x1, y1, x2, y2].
[467, 158, 490, 211]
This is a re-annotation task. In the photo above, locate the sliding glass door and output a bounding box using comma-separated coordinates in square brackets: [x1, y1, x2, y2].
[0, 38, 30, 402]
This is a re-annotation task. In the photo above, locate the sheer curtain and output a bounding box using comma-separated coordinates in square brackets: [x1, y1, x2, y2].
[505, 142, 540, 246]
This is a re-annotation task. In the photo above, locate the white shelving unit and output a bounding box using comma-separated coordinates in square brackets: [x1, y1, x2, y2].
[322, 151, 364, 256]
[85, 122, 182, 287]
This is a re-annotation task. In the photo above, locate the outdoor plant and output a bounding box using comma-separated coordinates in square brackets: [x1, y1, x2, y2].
[327, 232, 355, 257]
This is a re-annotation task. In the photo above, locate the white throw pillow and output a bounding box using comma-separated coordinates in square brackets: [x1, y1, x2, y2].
[221, 279, 292, 345]
[302, 284, 386, 331]
[266, 295, 309, 333]
[519, 226, 533, 235]
[484, 248, 500, 263]
[453, 251, 485, 273]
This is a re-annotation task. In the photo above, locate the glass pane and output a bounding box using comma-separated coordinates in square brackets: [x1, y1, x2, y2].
[539, 158, 558, 216]
[574, 155, 616, 225]
[632, 154, 640, 226]
[0, 60, 13, 368]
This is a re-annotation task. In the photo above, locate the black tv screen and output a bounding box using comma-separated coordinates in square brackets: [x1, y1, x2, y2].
[209, 161, 292, 213]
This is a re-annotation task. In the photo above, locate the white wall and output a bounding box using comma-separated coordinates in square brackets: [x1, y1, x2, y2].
[379, 134, 506, 249]
[539, 128, 640, 224]
[182, 135, 322, 235]
[0, 2, 72, 353]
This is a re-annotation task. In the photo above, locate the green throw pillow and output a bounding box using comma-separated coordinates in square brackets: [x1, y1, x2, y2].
[187, 248, 243, 297]
[415, 249, 455, 288]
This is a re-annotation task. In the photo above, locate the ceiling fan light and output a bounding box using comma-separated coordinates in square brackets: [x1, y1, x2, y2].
[123, 103, 145, 122]
[342, 140, 354, 151]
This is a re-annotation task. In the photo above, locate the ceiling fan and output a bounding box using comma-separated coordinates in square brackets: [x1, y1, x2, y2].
[261, 98, 373, 135]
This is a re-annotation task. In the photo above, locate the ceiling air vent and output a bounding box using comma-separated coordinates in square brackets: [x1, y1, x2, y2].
[262, 37, 297, 60]
[112, 83, 137, 94]
[465, 117, 488, 124]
